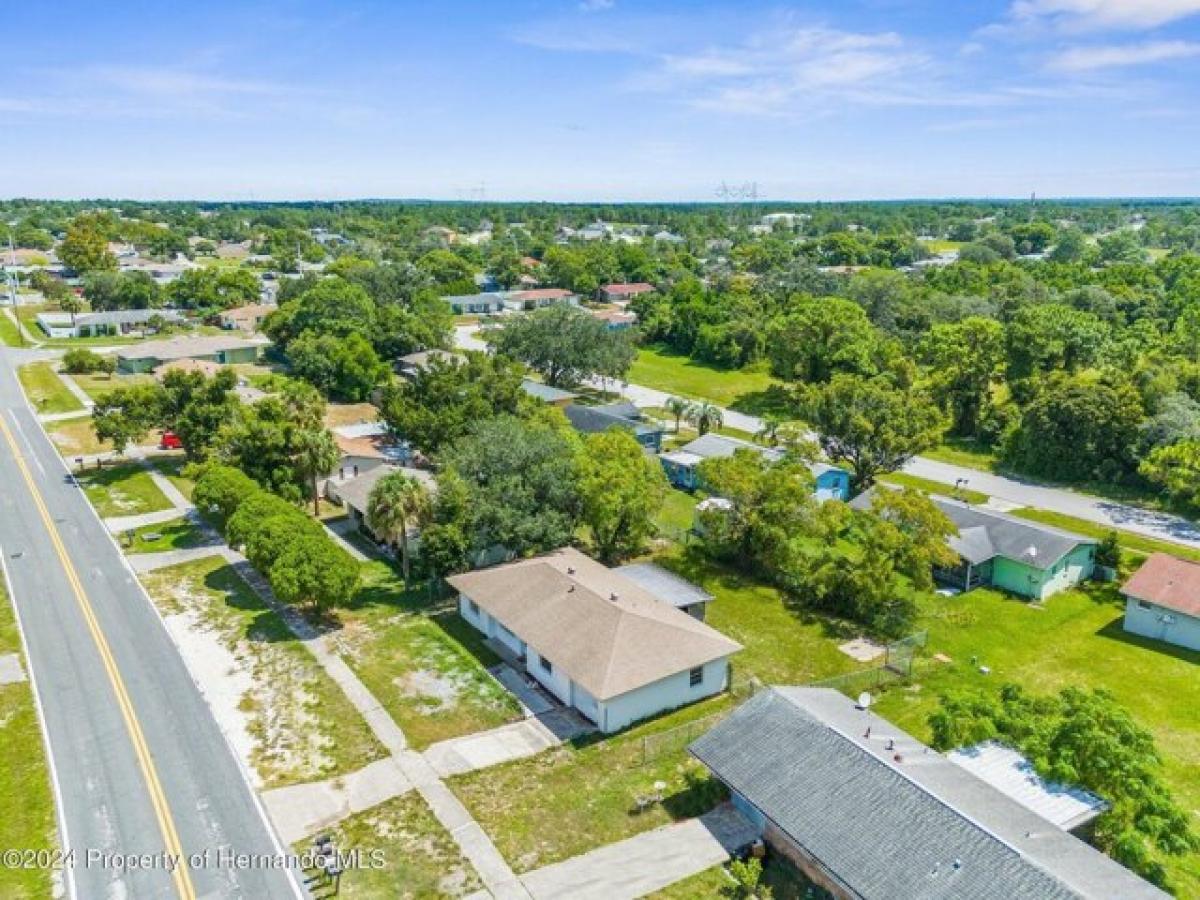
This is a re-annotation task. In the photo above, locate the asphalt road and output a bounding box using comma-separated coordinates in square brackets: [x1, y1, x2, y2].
[0, 348, 303, 899]
[455, 324, 1200, 550]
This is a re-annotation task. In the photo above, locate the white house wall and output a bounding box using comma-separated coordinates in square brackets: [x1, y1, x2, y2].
[599, 657, 730, 733]
[526, 646, 572, 705]
[1123, 597, 1200, 652]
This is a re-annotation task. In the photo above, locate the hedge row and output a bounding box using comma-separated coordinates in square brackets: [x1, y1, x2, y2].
[192, 464, 359, 612]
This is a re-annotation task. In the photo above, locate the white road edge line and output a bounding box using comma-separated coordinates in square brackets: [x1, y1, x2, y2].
[0, 545, 78, 900]
[5, 398, 306, 900]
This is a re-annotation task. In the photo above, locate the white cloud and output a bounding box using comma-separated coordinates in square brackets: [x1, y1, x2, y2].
[638, 26, 945, 116]
[1010, 0, 1200, 30]
[1049, 39, 1200, 69]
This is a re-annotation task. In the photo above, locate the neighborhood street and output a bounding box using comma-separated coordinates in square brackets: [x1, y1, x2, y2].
[0, 346, 302, 900]
[456, 325, 1200, 552]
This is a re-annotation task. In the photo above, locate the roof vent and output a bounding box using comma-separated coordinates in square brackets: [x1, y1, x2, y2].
[1024, 545, 1038, 559]
[952, 859, 962, 870]
[610, 592, 619, 602]
[567, 566, 576, 575]
[567, 585, 575, 593]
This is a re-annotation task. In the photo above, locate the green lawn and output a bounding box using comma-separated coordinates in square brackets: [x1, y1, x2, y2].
[924, 436, 1001, 471]
[67, 369, 152, 403]
[0, 310, 26, 347]
[629, 345, 778, 408]
[450, 698, 730, 873]
[124, 516, 212, 553]
[291, 793, 481, 898]
[45, 417, 112, 458]
[649, 858, 814, 899]
[327, 561, 522, 750]
[0, 583, 57, 899]
[656, 488, 700, 536]
[77, 464, 174, 518]
[879, 471, 989, 505]
[140, 557, 386, 788]
[17, 363, 84, 415]
[145, 455, 196, 501]
[872, 583, 1200, 897]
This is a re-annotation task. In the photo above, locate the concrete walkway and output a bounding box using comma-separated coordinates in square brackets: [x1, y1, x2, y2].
[53, 367, 95, 409]
[425, 717, 569, 779]
[104, 506, 187, 534]
[322, 516, 371, 562]
[127, 543, 230, 573]
[143, 464, 193, 511]
[262, 757, 413, 844]
[519, 805, 757, 900]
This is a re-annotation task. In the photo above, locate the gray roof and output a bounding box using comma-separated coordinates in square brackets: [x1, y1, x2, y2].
[332, 465, 435, 514]
[596, 400, 641, 420]
[564, 404, 662, 438]
[39, 308, 184, 327]
[675, 434, 845, 481]
[442, 292, 506, 307]
[691, 687, 1165, 900]
[521, 379, 577, 403]
[615, 562, 713, 609]
[850, 488, 1095, 570]
[117, 335, 265, 364]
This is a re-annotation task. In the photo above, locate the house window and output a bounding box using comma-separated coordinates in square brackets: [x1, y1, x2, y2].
[689, 666, 704, 687]
[1137, 599, 1152, 611]
[539, 655, 553, 674]
[466, 598, 479, 616]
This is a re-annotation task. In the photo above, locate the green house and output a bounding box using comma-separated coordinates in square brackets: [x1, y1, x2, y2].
[116, 336, 265, 374]
[852, 490, 1097, 600]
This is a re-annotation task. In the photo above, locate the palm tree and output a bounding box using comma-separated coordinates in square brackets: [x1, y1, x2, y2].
[664, 396, 694, 434]
[293, 426, 340, 517]
[688, 401, 724, 436]
[367, 471, 431, 585]
[756, 414, 783, 447]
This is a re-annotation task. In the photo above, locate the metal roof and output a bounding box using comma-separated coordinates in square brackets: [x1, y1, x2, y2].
[521, 379, 578, 403]
[690, 687, 1166, 900]
[947, 743, 1107, 832]
[615, 562, 714, 609]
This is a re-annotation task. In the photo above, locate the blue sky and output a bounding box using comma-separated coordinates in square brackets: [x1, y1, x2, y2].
[2, 0, 1199, 200]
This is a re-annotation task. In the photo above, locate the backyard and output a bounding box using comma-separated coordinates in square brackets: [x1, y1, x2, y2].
[873, 582, 1200, 897]
[0, 582, 57, 899]
[325, 561, 523, 750]
[16, 362, 83, 415]
[139, 556, 386, 789]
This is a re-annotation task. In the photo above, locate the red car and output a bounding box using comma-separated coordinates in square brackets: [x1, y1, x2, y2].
[160, 431, 183, 450]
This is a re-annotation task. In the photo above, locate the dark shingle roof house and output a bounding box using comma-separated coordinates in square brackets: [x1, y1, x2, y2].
[691, 687, 1166, 900]
[850, 488, 1097, 598]
[563, 403, 663, 451]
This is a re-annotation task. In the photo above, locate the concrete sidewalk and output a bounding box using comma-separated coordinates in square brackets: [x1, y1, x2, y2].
[520, 805, 757, 900]
[262, 757, 413, 844]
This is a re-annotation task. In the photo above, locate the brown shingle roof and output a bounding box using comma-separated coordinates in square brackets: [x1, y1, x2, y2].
[447, 548, 741, 700]
[1121, 553, 1200, 617]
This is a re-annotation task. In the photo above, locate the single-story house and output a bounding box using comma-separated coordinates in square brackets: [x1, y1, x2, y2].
[590, 308, 637, 330]
[395, 349, 466, 378]
[660, 433, 851, 502]
[154, 358, 222, 380]
[116, 335, 265, 374]
[326, 464, 435, 547]
[219, 303, 275, 332]
[443, 292, 506, 315]
[450, 548, 742, 732]
[615, 562, 713, 620]
[564, 402, 664, 452]
[850, 489, 1097, 600]
[520, 379, 577, 408]
[36, 308, 184, 339]
[1121, 553, 1200, 652]
[597, 282, 655, 305]
[691, 687, 1166, 900]
[501, 288, 579, 311]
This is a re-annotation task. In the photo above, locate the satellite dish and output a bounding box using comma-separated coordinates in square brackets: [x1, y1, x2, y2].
[857, 691, 873, 710]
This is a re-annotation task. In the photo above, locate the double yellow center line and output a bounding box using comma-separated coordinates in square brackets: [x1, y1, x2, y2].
[0, 413, 196, 900]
